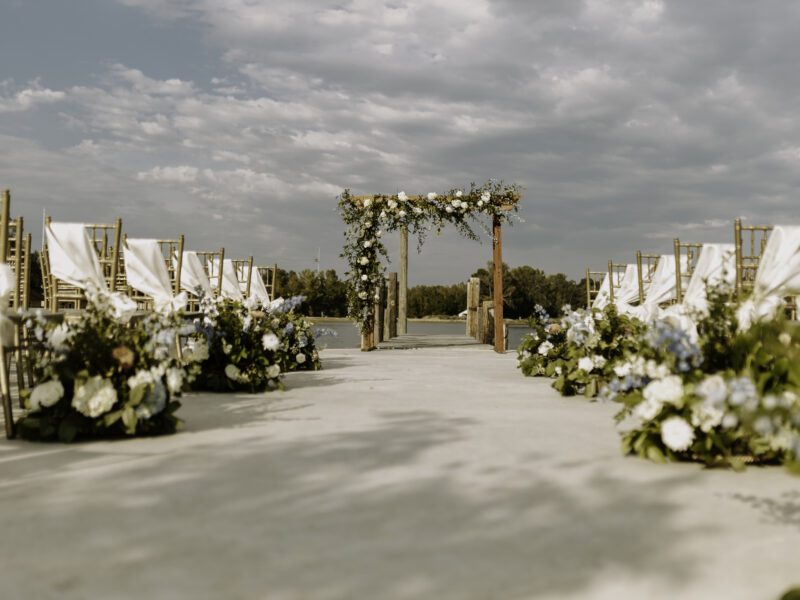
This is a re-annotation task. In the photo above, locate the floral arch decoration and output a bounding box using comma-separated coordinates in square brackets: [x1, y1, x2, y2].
[338, 180, 522, 339]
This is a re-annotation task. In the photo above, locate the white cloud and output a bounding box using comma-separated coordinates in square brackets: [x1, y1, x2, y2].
[0, 81, 65, 113]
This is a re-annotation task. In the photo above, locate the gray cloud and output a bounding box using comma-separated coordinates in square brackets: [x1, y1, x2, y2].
[1, 0, 800, 282]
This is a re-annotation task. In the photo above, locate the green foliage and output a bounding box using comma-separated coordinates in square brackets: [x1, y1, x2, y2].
[18, 292, 185, 442]
[275, 268, 348, 317]
[189, 299, 284, 393]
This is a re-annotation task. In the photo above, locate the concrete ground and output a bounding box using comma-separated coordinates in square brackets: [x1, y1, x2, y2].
[1, 347, 798, 600]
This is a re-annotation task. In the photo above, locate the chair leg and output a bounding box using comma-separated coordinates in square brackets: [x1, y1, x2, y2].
[0, 345, 15, 439]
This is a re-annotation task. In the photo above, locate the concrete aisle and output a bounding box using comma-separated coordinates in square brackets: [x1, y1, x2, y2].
[0, 347, 798, 600]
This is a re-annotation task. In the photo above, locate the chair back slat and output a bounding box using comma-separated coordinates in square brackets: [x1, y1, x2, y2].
[636, 252, 660, 304]
[196, 248, 225, 297]
[585, 269, 605, 307]
[607, 261, 627, 304]
[672, 239, 704, 304]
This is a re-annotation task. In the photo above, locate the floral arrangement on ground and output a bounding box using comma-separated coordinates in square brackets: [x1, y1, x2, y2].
[338, 180, 521, 333]
[18, 290, 188, 442]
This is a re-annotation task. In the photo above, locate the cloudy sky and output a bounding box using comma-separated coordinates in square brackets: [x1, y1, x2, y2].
[2, 0, 799, 283]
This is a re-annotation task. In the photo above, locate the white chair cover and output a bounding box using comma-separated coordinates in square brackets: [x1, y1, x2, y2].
[178, 251, 213, 297]
[211, 258, 244, 301]
[45, 222, 107, 291]
[660, 243, 738, 340]
[124, 238, 186, 313]
[628, 255, 684, 322]
[592, 274, 612, 310]
[248, 267, 271, 305]
[613, 264, 640, 313]
[737, 226, 800, 329]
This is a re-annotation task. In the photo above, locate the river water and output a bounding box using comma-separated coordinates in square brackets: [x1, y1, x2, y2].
[311, 320, 534, 350]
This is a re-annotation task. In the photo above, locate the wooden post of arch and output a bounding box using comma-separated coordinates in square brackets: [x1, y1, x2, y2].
[492, 214, 504, 353]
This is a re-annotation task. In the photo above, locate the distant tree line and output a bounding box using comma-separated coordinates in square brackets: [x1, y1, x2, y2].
[27, 257, 586, 319]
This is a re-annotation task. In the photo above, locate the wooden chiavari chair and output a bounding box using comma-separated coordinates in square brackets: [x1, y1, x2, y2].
[607, 261, 627, 305]
[585, 269, 605, 308]
[635, 252, 660, 305]
[196, 248, 225, 298]
[734, 218, 772, 300]
[42, 216, 123, 311]
[257, 264, 278, 299]
[734, 218, 798, 320]
[1, 190, 40, 436]
[673, 239, 704, 304]
[232, 256, 254, 298]
[120, 234, 185, 310]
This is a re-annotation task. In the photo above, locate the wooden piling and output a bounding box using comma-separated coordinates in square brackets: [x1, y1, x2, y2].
[466, 277, 480, 337]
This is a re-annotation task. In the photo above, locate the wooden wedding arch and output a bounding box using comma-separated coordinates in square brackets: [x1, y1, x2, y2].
[343, 189, 520, 354]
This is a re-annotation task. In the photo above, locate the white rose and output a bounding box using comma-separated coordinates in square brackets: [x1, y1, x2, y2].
[267, 364, 281, 379]
[224, 364, 241, 381]
[222, 340, 232, 355]
[538, 341, 554, 356]
[481, 191, 491, 202]
[455, 190, 463, 197]
[365, 220, 372, 228]
[477, 200, 484, 208]
[398, 210, 406, 218]
[555, 366, 563, 376]
[363, 240, 372, 248]
[166, 368, 184, 394]
[427, 192, 437, 201]
[29, 380, 64, 410]
[359, 257, 369, 265]
[388, 199, 398, 209]
[72, 376, 117, 418]
[721, 413, 739, 429]
[452, 199, 461, 208]
[398, 191, 408, 201]
[361, 274, 368, 281]
[358, 291, 368, 299]
[779, 332, 792, 347]
[262, 333, 280, 351]
[445, 206, 454, 213]
[413, 206, 423, 215]
[660, 416, 695, 452]
[696, 374, 728, 407]
[296, 353, 306, 364]
[363, 198, 372, 208]
[379, 210, 387, 219]
[578, 357, 594, 372]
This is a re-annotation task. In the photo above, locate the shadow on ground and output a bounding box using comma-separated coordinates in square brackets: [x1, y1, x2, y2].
[0, 405, 706, 599]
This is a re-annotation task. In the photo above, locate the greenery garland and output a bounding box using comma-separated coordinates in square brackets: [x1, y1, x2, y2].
[338, 180, 522, 333]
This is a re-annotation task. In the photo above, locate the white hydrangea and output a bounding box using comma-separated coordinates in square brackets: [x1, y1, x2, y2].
[634, 398, 663, 421]
[481, 191, 491, 202]
[643, 375, 684, 406]
[387, 199, 398, 209]
[262, 333, 280, 351]
[695, 374, 728, 407]
[398, 191, 408, 201]
[296, 353, 307, 364]
[538, 340, 554, 356]
[267, 364, 281, 379]
[362, 197, 372, 208]
[578, 356, 594, 372]
[455, 190, 463, 197]
[691, 402, 724, 432]
[660, 416, 695, 452]
[398, 210, 406, 218]
[427, 192, 437, 201]
[593, 355, 607, 369]
[645, 360, 670, 381]
[128, 369, 155, 389]
[72, 376, 117, 418]
[166, 368, 184, 394]
[29, 380, 64, 410]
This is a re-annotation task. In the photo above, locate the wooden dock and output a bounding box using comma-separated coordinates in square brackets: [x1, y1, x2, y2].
[376, 334, 486, 350]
